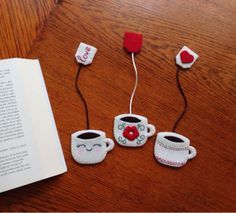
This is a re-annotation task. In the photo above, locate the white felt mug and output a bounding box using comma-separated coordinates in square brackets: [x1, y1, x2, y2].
[114, 114, 156, 147]
[154, 132, 197, 167]
[71, 130, 114, 164]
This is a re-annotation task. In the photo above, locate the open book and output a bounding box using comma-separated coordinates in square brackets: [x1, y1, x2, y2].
[0, 58, 67, 193]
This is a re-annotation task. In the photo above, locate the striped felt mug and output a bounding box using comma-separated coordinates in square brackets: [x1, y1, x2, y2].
[154, 132, 197, 168]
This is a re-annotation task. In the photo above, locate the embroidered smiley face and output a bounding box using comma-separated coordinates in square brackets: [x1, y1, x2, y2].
[71, 130, 114, 164]
[73, 139, 108, 164]
[76, 143, 102, 152]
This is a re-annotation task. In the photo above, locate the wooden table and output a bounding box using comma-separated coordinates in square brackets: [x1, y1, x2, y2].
[0, 0, 236, 211]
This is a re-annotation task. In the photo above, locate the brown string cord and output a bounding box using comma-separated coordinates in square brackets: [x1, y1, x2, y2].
[172, 67, 188, 132]
[75, 65, 90, 129]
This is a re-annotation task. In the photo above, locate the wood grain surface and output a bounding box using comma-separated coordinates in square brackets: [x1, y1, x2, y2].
[0, 0, 236, 211]
[0, 0, 56, 58]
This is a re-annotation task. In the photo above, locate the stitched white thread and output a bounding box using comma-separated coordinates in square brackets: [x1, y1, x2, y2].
[129, 53, 138, 114]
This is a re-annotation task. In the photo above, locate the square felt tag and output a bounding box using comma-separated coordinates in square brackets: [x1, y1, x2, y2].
[123, 32, 143, 53]
[175, 46, 199, 69]
[75, 43, 97, 65]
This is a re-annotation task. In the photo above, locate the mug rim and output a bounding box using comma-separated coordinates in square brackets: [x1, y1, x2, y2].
[115, 113, 147, 123]
[157, 132, 190, 148]
[71, 129, 105, 142]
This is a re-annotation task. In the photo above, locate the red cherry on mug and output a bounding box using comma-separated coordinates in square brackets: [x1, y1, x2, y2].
[180, 50, 194, 64]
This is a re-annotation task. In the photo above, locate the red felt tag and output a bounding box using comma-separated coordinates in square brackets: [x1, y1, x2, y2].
[180, 50, 194, 64]
[123, 32, 143, 53]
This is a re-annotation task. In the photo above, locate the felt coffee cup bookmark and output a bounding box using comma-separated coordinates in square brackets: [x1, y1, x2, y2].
[154, 46, 198, 168]
[71, 43, 114, 164]
[113, 32, 156, 147]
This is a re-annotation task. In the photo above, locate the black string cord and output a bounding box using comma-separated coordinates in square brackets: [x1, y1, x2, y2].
[75, 65, 90, 129]
[172, 67, 188, 132]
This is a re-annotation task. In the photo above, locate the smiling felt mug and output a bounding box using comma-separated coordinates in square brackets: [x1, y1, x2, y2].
[114, 114, 156, 147]
[154, 132, 197, 168]
[71, 130, 114, 164]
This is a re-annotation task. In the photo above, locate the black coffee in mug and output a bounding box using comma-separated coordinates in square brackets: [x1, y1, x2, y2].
[77, 132, 100, 139]
[164, 135, 184, 143]
[120, 116, 141, 123]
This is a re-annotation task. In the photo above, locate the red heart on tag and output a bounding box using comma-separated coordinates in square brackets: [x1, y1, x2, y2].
[123, 32, 143, 53]
[180, 50, 194, 64]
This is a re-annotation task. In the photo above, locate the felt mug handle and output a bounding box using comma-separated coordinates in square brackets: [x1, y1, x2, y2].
[104, 138, 114, 152]
[187, 146, 197, 159]
[146, 124, 156, 137]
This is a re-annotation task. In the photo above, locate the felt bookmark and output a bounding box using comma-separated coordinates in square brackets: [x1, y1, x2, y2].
[71, 42, 114, 164]
[154, 46, 198, 168]
[113, 32, 156, 148]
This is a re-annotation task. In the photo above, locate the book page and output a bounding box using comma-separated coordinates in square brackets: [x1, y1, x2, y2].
[18, 59, 67, 179]
[0, 59, 67, 193]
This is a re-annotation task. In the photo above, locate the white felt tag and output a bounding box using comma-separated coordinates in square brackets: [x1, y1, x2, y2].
[75, 43, 97, 65]
[175, 46, 199, 69]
